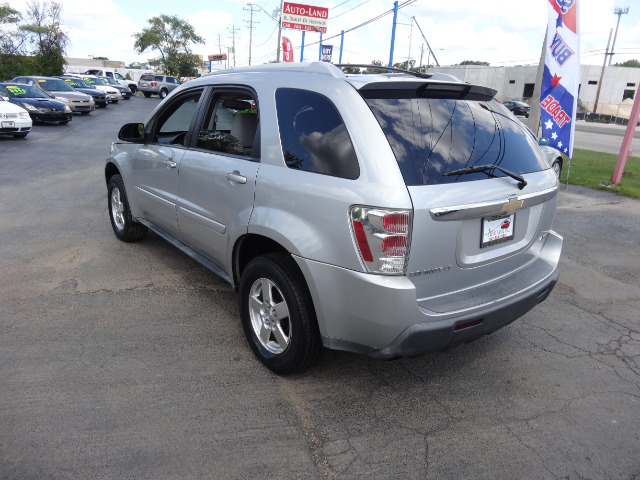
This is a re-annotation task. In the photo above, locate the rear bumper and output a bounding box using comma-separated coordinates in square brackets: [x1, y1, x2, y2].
[295, 230, 562, 359]
[369, 269, 557, 359]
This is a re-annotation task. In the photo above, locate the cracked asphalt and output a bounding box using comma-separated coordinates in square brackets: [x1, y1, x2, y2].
[1, 97, 639, 479]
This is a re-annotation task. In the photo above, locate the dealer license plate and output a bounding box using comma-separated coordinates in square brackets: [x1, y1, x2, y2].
[481, 214, 515, 248]
[1, 121, 15, 128]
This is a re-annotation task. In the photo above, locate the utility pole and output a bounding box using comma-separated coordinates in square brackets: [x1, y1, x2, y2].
[594, 28, 613, 114]
[608, 7, 629, 66]
[244, 4, 259, 66]
[228, 25, 240, 67]
[406, 18, 413, 70]
[276, 0, 284, 62]
[527, 34, 547, 134]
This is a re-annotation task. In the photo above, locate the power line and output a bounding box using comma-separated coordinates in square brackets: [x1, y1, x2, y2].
[330, 0, 373, 20]
[306, 0, 416, 47]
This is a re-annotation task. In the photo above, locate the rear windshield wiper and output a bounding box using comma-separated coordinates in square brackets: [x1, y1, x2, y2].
[444, 164, 527, 190]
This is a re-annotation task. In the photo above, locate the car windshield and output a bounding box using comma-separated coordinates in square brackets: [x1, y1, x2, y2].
[2, 84, 51, 99]
[64, 78, 91, 88]
[100, 77, 118, 85]
[83, 77, 107, 86]
[365, 96, 548, 186]
[38, 78, 74, 91]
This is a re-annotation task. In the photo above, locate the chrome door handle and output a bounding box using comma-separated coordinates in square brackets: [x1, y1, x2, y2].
[164, 159, 177, 168]
[226, 172, 247, 184]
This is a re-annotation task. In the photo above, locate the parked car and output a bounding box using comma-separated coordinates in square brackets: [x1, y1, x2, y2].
[0, 83, 73, 124]
[97, 76, 132, 100]
[0, 95, 32, 138]
[71, 75, 122, 103]
[84, 68, 138, 94]
[137, 73, 181, 98]
[57, 76, 108, 108]
[539, 140, 563, 179]
[105, 62, 562, 374]
[503, 100, 531, 118]
[10, 76, 95, 114]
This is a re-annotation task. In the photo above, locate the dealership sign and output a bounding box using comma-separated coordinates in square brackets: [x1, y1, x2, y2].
[282, 2, 328, 33]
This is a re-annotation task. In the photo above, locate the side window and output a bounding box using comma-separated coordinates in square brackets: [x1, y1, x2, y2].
[151, 89, 203, 146]
[196, 90, 259, 158]
[275, 88, 359, 179]
[155, 75, 164, 82]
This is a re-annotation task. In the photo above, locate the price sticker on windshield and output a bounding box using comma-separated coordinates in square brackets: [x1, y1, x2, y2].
[481, 214, 515, 248]
[7, 86, 26, 95]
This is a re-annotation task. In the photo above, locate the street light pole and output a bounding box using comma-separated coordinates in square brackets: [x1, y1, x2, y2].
[608, 7, 629, 66]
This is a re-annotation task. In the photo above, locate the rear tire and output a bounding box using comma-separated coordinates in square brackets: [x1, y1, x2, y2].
[239, 253, 322, 375]
[160, 89, 168, 99]
[107, 174, 147, 242]
[129, 85, 137, 95]
[143, 92, 152, 98]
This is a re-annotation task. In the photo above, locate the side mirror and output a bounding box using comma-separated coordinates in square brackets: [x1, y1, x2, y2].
[118, 122, 145, 143]
[539, 138, 549, 146]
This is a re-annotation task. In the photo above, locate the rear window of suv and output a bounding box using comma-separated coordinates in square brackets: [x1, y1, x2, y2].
[365, 97, 548, 186]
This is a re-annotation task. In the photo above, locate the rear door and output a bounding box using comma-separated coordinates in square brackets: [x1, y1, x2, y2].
[364, 94, 557, 304]
[176, 87, 260, 271]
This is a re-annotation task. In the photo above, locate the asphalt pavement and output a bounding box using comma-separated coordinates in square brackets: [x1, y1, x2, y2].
[1, 97, 639, 479]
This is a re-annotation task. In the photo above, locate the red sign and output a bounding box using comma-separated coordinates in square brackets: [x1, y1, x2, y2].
[282, 2, 328, 33]
[282, 36, 294, 63]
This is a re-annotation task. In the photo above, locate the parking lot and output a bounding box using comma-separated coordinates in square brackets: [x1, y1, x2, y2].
[1, 97, 639, 479]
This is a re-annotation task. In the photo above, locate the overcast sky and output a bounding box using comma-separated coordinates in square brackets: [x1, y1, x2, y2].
[5, 0, 640, 69]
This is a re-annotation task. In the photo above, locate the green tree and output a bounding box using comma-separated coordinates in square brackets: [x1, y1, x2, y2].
[133, 14, 204, 76]
[0, 3, 27, 54]
[457, 60, 490, 66]
[21, 1, 68, 75]
[364, 60, 386, 74]
[614, 59, 640, 68]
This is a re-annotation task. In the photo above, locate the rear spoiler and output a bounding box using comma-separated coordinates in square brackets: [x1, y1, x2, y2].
[358, 81, 497, 101]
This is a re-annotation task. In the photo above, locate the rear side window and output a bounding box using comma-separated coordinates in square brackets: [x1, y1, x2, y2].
[155, 75, 164, 82]
[276, 88, 359, 180]
[365, 98, 547, 186]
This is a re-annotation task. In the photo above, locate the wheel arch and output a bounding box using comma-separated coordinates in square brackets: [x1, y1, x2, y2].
[105, 161, 120, 184]
[233, 234, 290, 286]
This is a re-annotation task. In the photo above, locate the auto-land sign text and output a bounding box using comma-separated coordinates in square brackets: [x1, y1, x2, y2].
[282, 2, 328, 33]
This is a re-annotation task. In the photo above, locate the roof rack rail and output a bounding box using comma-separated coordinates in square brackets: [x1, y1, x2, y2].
[202, 62, 345, 79]
[335, 64, 434, 79]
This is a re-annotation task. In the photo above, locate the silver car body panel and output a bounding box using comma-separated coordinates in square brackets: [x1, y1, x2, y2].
[106, 62, 563, 358]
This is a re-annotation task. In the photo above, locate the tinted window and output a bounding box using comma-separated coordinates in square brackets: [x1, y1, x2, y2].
[275, 88, 359, 180]
[155, 75, 164, 82]
[365, 98, 547, 186]
[196, 91, 258, 157]
[140, 74, 154, 81]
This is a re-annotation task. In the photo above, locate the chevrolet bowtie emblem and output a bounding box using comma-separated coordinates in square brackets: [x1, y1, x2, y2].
[501, 195, 524, 215]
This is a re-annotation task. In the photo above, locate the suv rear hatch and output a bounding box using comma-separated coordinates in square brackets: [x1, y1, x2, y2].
[360, 79, 559, 315]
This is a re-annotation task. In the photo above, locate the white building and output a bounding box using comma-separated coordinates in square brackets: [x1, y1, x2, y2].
[431, 64, 640, 108]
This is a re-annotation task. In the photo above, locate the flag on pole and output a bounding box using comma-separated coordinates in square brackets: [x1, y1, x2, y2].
[540, 0, 580, 158]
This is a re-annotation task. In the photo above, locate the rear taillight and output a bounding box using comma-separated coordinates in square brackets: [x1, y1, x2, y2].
[350, 207, 411, 275]
[151, 82, 157, 87]
[138, 80, 141, 85]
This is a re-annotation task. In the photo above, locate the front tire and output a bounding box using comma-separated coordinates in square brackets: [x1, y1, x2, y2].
[160, 89, 168, 99]
[107, 174, 147, 242]
[239, 253, 322, 375]
[552, 159, 562, 179]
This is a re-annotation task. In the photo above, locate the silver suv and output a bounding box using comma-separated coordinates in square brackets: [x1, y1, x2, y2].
[105, 62, 562, 374]
[137, 73, 181, 98]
